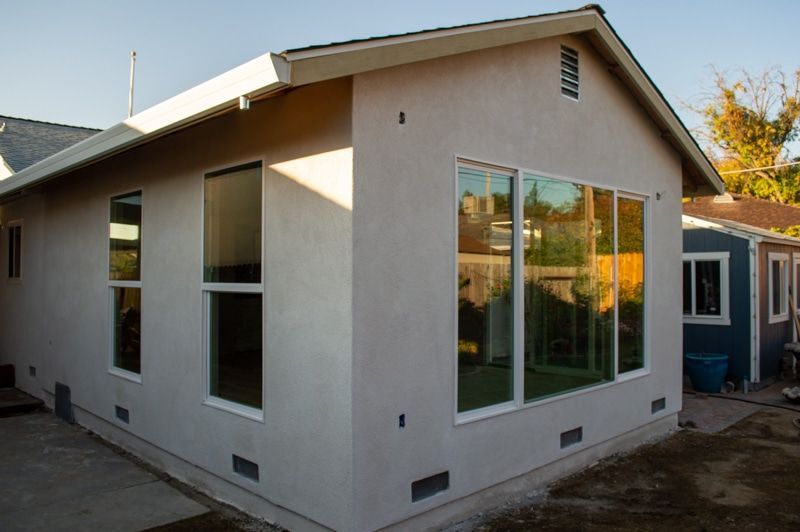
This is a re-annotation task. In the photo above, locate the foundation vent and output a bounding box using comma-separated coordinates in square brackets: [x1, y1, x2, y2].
[651, 397, 666, 414]
[560, 426, 583, 449]
[232, 455, 259, 482]
[29, 366, 36, 377]
[115, 405, 130, 424]
[560, 45, 579, 100]
[411, 471, 449, 502]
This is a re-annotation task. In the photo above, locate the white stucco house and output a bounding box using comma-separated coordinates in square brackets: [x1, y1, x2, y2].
[0, 5, 723, 531]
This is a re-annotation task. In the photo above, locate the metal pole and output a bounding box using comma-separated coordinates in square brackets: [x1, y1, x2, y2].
[128, 51, 137, 118]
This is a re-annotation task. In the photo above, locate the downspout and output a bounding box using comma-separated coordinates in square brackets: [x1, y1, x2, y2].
[750, 238, 760, 384]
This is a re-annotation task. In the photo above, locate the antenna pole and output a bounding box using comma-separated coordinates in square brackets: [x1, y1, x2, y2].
[128, 50, 137, 118]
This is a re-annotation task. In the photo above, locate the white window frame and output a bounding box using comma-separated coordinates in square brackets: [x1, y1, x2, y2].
[108, 189, 143, 384]
[682, 252, 731, 326]
[769, 252, 790, 324]
[454, 156, 651, 424]
[6, 219, 22, 283]
[201, 159, 265, 422]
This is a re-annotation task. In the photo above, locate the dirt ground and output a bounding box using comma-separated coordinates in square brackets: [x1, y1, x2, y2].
[462, 409, 800, 531]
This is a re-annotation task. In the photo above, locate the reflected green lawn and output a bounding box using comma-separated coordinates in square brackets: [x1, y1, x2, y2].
[458, 364, 604, 413]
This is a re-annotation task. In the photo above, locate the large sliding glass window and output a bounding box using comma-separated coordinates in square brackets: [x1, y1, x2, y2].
[456, 160, 648, 415]
[457, 165, 514, 412]
[523, 175, 614, 401]
[203, 162, 263, 414]
[109, 191, 142, 377]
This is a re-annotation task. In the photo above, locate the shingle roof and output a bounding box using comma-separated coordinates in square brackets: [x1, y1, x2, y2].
[683, 193, 800, 231]
[0, 115, 99, 173]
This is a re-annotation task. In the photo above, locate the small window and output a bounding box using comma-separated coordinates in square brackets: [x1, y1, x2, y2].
[203, 162, 263, 415]
[769, 252, 789, 323]
[560, 45, 579, 100]
[109, 191, 142, 378]
[7, 222, 21, 279]
[682, 252, 730, 326]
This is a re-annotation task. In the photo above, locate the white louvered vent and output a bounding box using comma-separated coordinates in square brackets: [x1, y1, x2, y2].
[560, 45, 579, 100]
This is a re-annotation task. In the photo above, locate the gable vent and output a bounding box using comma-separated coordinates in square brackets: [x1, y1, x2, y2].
[560, 45, 579, 100]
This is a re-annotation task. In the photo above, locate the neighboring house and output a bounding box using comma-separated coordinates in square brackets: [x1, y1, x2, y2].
[684, 192, 800, 232]
[0, 6, 723, 531]
[0, 115, 98, 178]
[683, 200, 800, 387]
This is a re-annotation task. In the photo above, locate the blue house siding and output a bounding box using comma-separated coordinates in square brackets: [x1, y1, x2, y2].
[683, 228, 752, 381]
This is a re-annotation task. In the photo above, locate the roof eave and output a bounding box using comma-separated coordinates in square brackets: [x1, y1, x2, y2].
[0, 53, 290, 199]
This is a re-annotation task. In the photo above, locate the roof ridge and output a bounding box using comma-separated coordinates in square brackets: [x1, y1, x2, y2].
[0, 115, 101, 132]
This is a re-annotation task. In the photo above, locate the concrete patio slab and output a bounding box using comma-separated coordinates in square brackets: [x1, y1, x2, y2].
[0, 412, 208, 531]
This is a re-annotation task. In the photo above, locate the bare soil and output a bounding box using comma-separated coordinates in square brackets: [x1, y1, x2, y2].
[465, 410, 800, 531]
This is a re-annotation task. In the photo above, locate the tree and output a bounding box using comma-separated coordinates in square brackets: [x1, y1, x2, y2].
[693, 68, 800, 203]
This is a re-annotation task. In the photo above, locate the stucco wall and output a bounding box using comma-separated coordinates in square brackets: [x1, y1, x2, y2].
[0, 78, 354, 531]
[351, 35, 684, 530]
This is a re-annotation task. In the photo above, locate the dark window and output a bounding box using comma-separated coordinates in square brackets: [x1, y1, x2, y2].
[7, 224, 21, 279]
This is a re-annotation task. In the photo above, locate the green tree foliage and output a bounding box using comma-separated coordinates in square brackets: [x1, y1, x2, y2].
[694, 68, 800, 203]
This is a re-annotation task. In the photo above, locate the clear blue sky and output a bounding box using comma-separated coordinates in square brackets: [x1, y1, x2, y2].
[2, 0, 798, 136]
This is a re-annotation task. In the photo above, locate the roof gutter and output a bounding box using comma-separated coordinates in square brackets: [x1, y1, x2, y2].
[0, 53, 290, 200]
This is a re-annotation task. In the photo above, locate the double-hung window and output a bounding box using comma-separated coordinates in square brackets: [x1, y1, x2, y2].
[769, 252, 789, 323]
[109, 191, 142, 378]
[7, 221, 21, 280]
[457, 159, 648, 416]
[682, 252, 730, 326]
[203, 162, 263, 417]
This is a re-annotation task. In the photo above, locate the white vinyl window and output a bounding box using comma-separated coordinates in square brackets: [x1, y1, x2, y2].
[109, 191, 142, 381]
[456, 158, 649, 421]
[202, 161, 264, 419]
[682, 252, 730, 326]
[7, 220, 21, 280]
[769, 252, 789, 324]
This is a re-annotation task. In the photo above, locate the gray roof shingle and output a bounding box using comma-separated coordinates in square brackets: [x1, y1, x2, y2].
[0, 115, 99, 173]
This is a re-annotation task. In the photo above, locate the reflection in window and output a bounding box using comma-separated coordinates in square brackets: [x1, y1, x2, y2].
[617, 197, 645, 373]
[112, 287, 141, 374]
[694, 261, 721, 315]
[204, 162, 262, 283]
[523, 175, 614, 401]
[457, 165, 513, 412]
[110, 192, 141, 281]
[770, 256, 788, 318]
[209, 292, 263, 409]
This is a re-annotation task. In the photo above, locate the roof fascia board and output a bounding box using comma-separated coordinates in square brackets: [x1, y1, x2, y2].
[286, 12, 596, 86]
[0, 53, 290, 198]
[590, 20, 724, 195]
[682, 214, 758, 242]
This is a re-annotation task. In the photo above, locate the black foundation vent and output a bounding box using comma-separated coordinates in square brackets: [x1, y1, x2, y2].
[412, 471, 449, 502]
[233, 454, 259, 482]
[651, 397, 666, 414]
[560, 426, 583, 449]
[115, 405, 130, 424]
[29, 366, 36, 377]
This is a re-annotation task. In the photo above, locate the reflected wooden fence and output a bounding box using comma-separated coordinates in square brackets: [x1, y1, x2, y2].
[458, 253, 644, 309]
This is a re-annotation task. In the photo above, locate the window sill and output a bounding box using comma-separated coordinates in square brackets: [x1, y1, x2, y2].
[768, 314, 789, 325]
[203, 396, 264, 423]
[109, 368, 142, 384]
[617, 367, 650, 382]
[683, 316, 731, 326]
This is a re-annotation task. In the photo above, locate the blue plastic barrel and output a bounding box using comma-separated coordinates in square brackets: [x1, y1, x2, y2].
[685, 353, 728, 393]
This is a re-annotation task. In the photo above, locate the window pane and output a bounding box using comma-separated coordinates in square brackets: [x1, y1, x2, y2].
[457, 166, 513, 412]
[110, 192, 141, 281]
[204, 163, 262, 283]
[209, 292, 263, 409]
[694, 261, 721, 316]
[522, 175, 614, 401]
[8, 225, 21, 279]
[113, 287, 141, 374]
[772, 260, 786, 316]
[682, 261, 692, 315]
[618, 197, 645, 373]
[796, 263, 800, 310]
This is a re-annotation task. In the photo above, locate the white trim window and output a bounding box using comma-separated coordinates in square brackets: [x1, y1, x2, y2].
[7, 220, 21, 280]
[456, 158, 649, 419]
[202, 161, 264, 419]
[682, 252, 730, 326]
[109, 191, 142, 380]
[769, 252, 789, 324]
